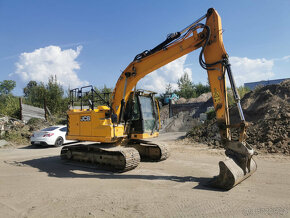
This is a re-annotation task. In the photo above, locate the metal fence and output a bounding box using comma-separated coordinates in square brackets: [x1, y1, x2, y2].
[19, 98, 47, 122]
[169, 98, 213, 118]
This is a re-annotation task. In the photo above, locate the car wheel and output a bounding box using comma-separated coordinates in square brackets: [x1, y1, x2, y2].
[54, 137, 64, 147]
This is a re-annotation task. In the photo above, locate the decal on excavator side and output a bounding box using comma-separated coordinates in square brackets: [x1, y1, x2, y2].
[213, 88, 221, 104]
[80, 116, 91, 122]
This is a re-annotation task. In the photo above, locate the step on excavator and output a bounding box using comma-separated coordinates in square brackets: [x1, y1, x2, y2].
[61, 8, 257, 190]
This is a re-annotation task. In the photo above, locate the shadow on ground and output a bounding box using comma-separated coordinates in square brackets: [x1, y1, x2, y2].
[5, 155, 225, 192]
[19, 144, 52, 149]
[19, 142, 78, 149]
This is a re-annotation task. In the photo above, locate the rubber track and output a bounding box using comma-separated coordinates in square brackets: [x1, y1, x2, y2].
[61, 145, 140, 172]
[102, 147, 141, 172]
[157, 143, 170, 161]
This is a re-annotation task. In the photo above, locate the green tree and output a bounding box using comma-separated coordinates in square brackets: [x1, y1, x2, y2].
[227, 86, 251, 106]
[101, 85, 112, 105]
[0, 80, 19, 118]
[164, 83, 173, 95]
[23, 81, 46, 108]
[177, 72, 196, 99]
[0, 94, 20, 118]
[194, 82, 210, 97]
[23, 76, 67, 115]
[23, 81, 37, 97]
[45, 75, 65, 114]
[0, 80, 16, 95]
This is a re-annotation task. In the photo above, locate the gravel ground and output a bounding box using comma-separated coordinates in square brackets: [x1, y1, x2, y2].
[0, 132, 290, 217]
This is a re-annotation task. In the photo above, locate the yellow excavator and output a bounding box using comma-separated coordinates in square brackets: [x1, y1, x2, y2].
[61, 8, 257, 190]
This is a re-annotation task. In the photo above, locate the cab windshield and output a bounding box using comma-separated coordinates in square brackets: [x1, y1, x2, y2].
[139, 96, 155, 132]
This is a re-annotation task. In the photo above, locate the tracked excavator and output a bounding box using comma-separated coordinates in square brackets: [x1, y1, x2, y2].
[61, 8, 257, 190]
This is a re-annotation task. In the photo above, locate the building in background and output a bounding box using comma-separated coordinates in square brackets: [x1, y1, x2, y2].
[244, 78, 289, 90]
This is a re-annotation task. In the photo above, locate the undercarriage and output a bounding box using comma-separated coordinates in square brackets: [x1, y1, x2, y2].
[60, 140, 169, 172]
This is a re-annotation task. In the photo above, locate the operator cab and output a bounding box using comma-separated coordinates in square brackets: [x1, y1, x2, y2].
[124, 90, 160, 139]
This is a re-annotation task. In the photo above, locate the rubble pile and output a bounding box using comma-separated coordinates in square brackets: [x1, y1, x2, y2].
[186, 118, 221, 147]
[175, 93, 212, 104]
[0, 116, 50, 146]
[159, 92, 212, 132]
[160, 111, 200, 133]
[159, 105, 169, 122]
[187, 80, 290, 155]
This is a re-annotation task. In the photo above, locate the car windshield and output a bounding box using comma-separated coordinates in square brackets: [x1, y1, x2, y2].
[60, 127, 67, 132]
[41, 127, 59, 131]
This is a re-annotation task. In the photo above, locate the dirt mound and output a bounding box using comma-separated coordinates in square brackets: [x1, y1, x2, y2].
[160, 93, 213, 132]
[0, 116, 52, 146]
[175, 93, 212, 104]
[160, 105, 169, 122]
[160, 111, 200, 133]
[175, 97, 187, 104]
[187, 92, 212, 103]
[230, 79, 290, 123]
[187, 80, 290, 155]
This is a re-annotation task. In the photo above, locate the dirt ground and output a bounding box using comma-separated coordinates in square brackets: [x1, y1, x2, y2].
[0, 132, 290, 218]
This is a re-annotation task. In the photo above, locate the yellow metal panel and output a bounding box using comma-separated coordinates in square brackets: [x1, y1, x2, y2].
[79, 112, 92, 136]
[67, 108, 125, 143]
[67, 112, 79, 136]
[130, 132, 159, 140]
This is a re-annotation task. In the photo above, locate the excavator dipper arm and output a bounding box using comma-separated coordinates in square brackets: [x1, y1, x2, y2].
[201, 9, 257, 189]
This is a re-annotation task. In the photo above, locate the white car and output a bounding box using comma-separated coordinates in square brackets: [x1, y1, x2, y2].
[30, 125, 76, 147]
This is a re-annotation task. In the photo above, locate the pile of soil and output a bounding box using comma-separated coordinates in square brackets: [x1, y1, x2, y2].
[159, 105, 169, 122]
[187, 80, 290, 155]
[159, 93, 212, 132]
[160, 111, 200, 133]
[175, 93, 212, 104]
[0, 116, 51, 146]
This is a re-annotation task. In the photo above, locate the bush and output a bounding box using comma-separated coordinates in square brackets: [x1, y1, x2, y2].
[26, 117, 43, 125]
[0, 94, 20, 118]
[227, 86, 250, 106]
[206, 109, 216, 120]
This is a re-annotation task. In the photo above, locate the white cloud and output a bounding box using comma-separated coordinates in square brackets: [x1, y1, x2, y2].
[281, 55, 290, 62]
[272, 55, 290, 62]
[229, 56, 274, 86]
[138, 55, 278, 92]
[11, 45, 88, 88]
[138, 55, 192, 93]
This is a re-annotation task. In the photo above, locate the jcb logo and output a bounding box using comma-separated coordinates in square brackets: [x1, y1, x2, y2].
[80, 116, 91, 122]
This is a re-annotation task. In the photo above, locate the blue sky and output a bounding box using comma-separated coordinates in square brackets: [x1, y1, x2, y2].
[0, 0, 289, 96]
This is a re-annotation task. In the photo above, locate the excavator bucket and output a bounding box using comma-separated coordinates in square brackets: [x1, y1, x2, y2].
[209, 141, 257, 190]
[210, 157, 257, 190]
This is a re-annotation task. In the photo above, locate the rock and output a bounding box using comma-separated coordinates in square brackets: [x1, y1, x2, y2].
[0, 140, 8, 148]
[267, 141, 273, 147]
